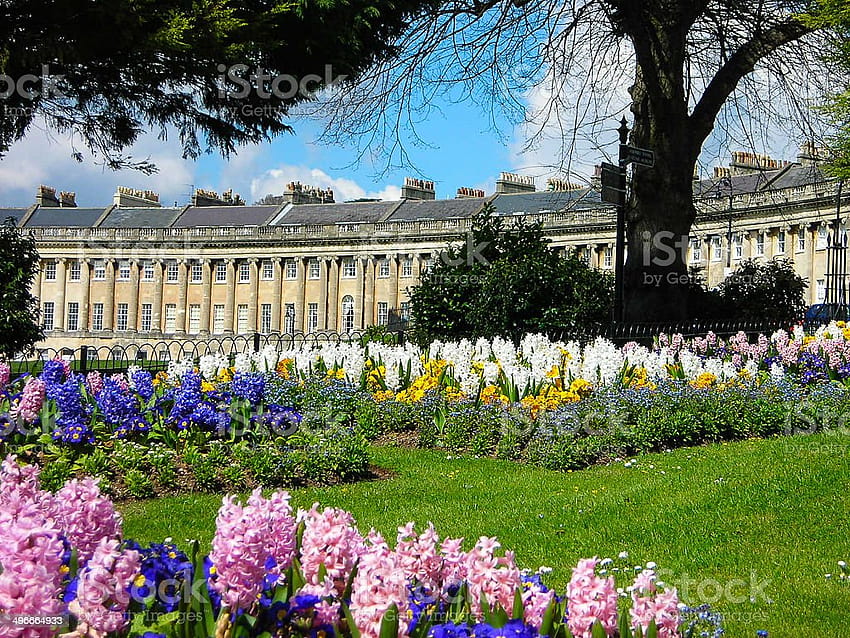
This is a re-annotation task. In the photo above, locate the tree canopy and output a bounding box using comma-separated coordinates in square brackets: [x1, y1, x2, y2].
[0, 0, 433, 171]
[409, 205, 613, 343]
[0, 220, 43, 358]
[313, 0, 846, 321]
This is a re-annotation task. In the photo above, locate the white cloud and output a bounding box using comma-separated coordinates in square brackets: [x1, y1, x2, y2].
[0, 123, 196, 207]
[250, 164, 400, 202]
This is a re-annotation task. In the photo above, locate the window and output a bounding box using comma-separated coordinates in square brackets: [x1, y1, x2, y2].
[756, 232, 765, 256]
[215, 262, 227, 283]
[261, 304, 272, 333]
[42, 302, 54, 331]
[66, 302, 79, 331]
[342, 259, 356, 278]
[285, 260, 298, 279]
[262, 261, 274, 280]
[188, 304, 201, 334]
[307, 303, 318, 332]
[142, 261, 154, 281]
[92, 303, 104, 331]
[117, 261, 131, 281]
[341, 296, 355, 332]
[817, 279, 826, 303]
[401, 258, 413, 278]
[797, 230, 806, 253]
[733, 234, 743, 259]
[711, 236, 722, 261]
[603, 247, 612, 269]
[69, 261, 81, 281]
[690, 238, 702, 263]
[164, 304, 177, 332]
[284, 304, 296, 334]
[239, 262, 250, 283]
[191, 263, 203, 283]
[140, 304, 152, 332]
[377, 302, 388, 326]
[237, 304, 249, 332]
[400, 301, 411, 321]
[213, 305, 225, 334]
[818, 225, 828, 250]
[166, 262, 179, 283]
[309, 259, 321, 280]
[378, 259, 390, 278]
[93, 261, 106, 281]
[44, 261, 56, 281]
[778, 230, 786, 253]
[116, 303, 129, 331]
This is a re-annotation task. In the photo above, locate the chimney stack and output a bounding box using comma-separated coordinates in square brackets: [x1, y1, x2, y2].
[455, 187, 486, 199]
[546, 178, 584, 192]
[798, 142, 826, 167]
[193, 188, 245, 207]
[495, 172, 535, 194]
[36, 185, 60, 207]
[401, 177, 436, 200]
[728, 151, 787, 175]
[58, 191, 77, 207]
[114, 186, 162, 208]
[281, 182, 335, 205]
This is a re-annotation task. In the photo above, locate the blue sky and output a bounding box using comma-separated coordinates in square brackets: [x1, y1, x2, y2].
[0, 83, 805, 209]
[0, 93, 579, 208]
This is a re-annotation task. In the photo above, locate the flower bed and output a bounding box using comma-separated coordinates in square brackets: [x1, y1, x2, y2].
[4, 325, 850, 495]
[0, 454, 735, 638]
[0, 356, 371, 497]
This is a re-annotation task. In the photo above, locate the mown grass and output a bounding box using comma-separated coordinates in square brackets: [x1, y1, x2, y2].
[119, 434, 850, 636]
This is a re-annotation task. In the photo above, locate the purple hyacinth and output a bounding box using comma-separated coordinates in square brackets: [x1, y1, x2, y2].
[50, 377, 93, 444]
[131, 370, 155, 402]
[231, 372, 266, 406]
[96, 377, 147, 437]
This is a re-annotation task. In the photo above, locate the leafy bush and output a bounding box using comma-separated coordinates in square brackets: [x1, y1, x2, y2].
[409, 204, 613, 343]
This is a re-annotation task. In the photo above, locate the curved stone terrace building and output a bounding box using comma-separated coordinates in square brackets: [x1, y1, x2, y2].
[1, 149, 847, 352]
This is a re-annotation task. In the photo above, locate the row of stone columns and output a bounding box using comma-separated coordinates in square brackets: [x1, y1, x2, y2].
[36, 253, 427, 335]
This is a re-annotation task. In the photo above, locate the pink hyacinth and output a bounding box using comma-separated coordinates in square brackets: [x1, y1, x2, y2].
[50, 478, 122, 565]
[298, 504, 366, 594]
[86, 371, 104, 396]
[566, 557, 618, 638]
[630, 570, 680, 638]
[439, 537, 467, 588]
[0, 362, 10, 388]
[395, 522, 443, 592]
[14, 377, 45, 424]
[0, 458, 66, 638]
[296, 577, 341, 626]
[349, 532, 411, 638]
[464, 536, 522, 620]
[209, 489, 297, 611]
[68, 537, 140, 635]
[523, 577, 555, 629]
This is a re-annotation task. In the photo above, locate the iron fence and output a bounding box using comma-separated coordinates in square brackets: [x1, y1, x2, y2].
[8, 319, 792, 379]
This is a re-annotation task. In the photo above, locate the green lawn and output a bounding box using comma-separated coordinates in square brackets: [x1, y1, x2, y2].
[119, 435, 850, 636]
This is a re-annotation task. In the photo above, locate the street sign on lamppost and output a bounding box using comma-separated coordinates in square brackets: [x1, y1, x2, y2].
[607, 118, 655, 323]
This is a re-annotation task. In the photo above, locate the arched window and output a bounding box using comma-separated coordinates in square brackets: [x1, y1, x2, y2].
[341, 296, 355, 333]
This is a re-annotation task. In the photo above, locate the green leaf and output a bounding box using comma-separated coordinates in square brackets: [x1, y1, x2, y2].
[379, 603, 400, 638]
[538, 598, 557, 638]
[590, 620, 607, 638]
[512, 587, 524, 620]
[341, 601, 361, 638]
[645, 619, 658, 638]
[619, 609, 633, 638]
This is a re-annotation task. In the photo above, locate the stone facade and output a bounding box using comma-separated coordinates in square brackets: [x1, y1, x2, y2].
[3, 155, 847, 353]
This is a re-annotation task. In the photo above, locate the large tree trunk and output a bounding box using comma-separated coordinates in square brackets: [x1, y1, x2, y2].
[624, 93, 698, 322]
[618, 5, 701, 322]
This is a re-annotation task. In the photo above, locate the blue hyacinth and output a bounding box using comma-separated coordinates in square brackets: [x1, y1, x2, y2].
[231, 371, 266, 405]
